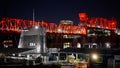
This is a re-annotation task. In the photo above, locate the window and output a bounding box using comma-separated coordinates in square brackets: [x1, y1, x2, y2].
[29, 42, 36, 46]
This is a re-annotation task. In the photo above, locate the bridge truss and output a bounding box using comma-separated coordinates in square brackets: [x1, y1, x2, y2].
[0, 18, 86, 34]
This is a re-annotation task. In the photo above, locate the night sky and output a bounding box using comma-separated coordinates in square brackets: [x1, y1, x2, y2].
[0, 0, 120, 24]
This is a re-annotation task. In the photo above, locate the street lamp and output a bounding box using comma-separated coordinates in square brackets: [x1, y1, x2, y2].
[92, 53, 98, 60]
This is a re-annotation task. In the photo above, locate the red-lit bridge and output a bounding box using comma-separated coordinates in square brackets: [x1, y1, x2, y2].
[0, 18, 86, 34]
[78, 13, 117, 30]
[0, 13, 117, 35]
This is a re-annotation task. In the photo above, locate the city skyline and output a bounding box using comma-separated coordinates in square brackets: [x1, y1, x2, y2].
[0, 0, 120, 24]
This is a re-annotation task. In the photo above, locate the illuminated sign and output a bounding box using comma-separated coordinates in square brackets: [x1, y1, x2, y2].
[3, 40, 13, 47]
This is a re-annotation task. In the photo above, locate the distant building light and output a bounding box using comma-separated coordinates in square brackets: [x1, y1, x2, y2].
[87, 33, 96, 36]
[78, 23, 83, 26]
[21, 29, 29, 32]
[63, 35, 74, 38]
[87, 30, 90, 33]
[18, 54, 21, 56]
[87, 24, 90, 27]
[92, 53, 98, 60]
[92, 43, 97, 45]
[104, 30, 110, 32]
[29, 42, 36, 46]
[13, 53, 15, 56]
[63, 42, 71, 48]
[35, 26, 39, 29]
[4, 45, 8, 48]
[77, 43, 81, 48]
[27, 54, 30, 60]
[116, 28, 120, 35]
[58, 28, 62, 32]
[97, 25, 100, 28]
[3, 40, 13, 43]
[60, 20, 73, 25]
[105, 43, 111, 48]
[37, 45, 40, 53]
[117, 33, 120, 35]
[63, 35, 68, 38]
[106, 27, 108, 29]
[48, 48, 59, 53]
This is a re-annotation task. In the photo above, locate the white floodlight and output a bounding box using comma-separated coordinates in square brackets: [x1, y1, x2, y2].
[92, 53, 98, 60]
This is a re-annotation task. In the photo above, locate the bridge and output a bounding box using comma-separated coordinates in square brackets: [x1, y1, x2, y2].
[0, 18, 86, 35]
[0, 13, 117, 35]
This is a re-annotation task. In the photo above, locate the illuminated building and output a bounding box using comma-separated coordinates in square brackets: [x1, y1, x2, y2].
[60, 20, 73, 25]
[18, 27, 47, 53]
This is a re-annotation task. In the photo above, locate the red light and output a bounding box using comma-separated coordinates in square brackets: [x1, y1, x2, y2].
[112, 22, 115, 25]
[78, 13, 88, 22]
